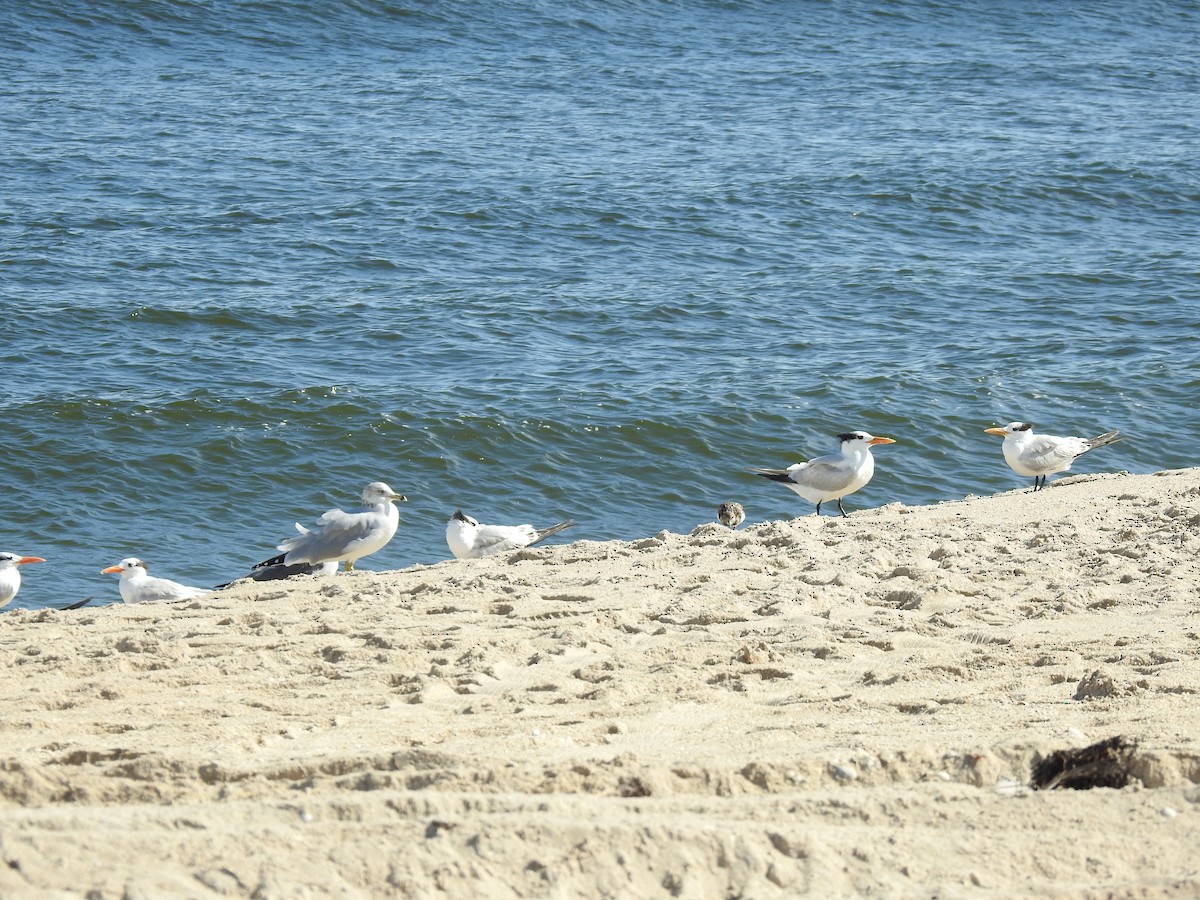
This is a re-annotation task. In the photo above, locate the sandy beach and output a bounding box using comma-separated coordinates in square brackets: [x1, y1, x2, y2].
[2, 469, 1198, 898]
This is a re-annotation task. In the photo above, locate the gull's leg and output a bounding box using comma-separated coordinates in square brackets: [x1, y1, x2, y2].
[344, 560, 355, 572]
[837, 498, 848, 518]
[815, 501, 823, 516]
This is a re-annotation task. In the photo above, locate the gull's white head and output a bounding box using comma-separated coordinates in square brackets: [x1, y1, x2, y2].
[101, 557, 147, 577]
[0, 552, 46, 570]
[837, 431, 897, 449]
[362, 482, 407, 505]
[984, 422, 1034, 437]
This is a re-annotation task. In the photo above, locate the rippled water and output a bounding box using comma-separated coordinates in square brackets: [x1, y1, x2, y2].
[3, 1, 1198, 608]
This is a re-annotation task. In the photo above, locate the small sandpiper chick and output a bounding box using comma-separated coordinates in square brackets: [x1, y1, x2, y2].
[716, 502, 746, 529]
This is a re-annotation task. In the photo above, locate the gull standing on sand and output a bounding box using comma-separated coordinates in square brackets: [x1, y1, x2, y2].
[101, 558, 208, 604]
[259, 481, 407, 572]
[716, 502, 746, 528]
[446, 510, 575, 559]
[984, 422, 1123, 491]
[746, 431, 897, 517]
[0, 552, 46, 608]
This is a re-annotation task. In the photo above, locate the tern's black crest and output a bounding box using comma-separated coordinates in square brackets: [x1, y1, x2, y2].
[1014, 422, 1034, 431]
[452, 509, 469, 522]
[835, 432, 862, 443]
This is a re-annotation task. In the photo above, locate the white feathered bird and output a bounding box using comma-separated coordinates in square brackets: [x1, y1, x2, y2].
[0, 552, 45, 608]
[261, 481, 407, 573]
[101, 557, 208, 604]
[984, 421, 1122, 491]
[446, 510, 575, 559]
[746, 430, 897, 517]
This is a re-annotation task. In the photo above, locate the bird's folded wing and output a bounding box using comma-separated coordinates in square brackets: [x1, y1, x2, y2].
[141, 581, 203, 603]
[790, 458, 852, 491]
[472, 524, 537, 556]
[1024, 436, 1082, 468]
[279, 510, 376, 556]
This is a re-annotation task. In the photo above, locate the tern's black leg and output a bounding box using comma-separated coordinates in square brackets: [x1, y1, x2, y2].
[815, 501, 823, 516]
[836, 498, 848, 518]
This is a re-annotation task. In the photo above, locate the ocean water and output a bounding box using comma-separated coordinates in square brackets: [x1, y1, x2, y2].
[2, 1, 1197, 609]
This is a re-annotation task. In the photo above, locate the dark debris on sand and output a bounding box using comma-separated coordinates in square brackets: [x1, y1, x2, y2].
[1031, 736, 1139, 791]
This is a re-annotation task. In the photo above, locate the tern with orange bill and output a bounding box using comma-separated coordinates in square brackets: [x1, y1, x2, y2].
[0, 552, 46, 608]
[102, 557, 208, 604]
[746, 430, 897, 517]
[984, 422, 1122, 491]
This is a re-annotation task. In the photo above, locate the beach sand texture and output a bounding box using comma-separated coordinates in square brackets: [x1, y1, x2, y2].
[2, 470, 1199, 898]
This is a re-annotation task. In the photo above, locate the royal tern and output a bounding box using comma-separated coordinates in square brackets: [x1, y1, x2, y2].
[716, 502, 746, 528]
[263, 481, 406, 572]
[984, 422, 1123, 491]
[746, 431, 897, 517]
[101, 558, 208, 604]
[446, 510, 576, 559]
[0, 552, 46, 608]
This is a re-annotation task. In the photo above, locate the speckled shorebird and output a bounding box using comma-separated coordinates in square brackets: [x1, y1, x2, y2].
[716, 502, 746, 528]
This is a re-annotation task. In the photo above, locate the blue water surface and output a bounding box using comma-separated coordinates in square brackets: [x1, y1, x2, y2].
[2, 0, 1198, 607]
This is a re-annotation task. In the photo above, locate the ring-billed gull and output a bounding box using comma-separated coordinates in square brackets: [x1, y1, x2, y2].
[261, 481, 407, 572]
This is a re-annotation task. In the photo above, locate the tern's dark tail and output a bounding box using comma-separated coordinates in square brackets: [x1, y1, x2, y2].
[745, 466, 794, 484]
[531, 520, 576, 545]
[1085, 430, 1122, 452]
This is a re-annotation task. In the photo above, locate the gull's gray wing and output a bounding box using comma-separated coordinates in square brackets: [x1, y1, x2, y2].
[278, 509, 376, 563]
